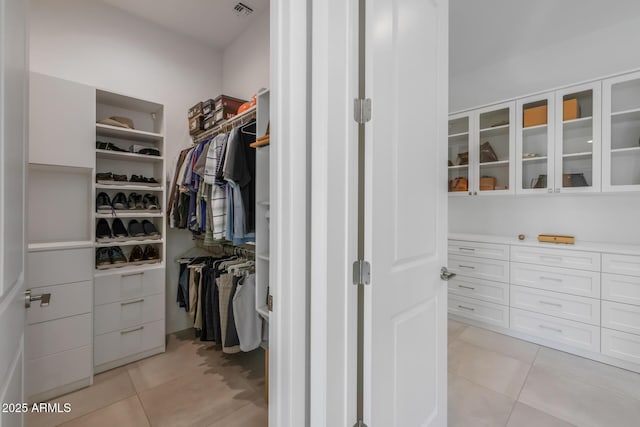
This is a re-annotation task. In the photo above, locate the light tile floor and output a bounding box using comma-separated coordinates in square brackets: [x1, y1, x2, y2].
[28, 322, 640, 426]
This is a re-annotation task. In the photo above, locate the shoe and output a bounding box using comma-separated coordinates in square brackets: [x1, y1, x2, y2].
[130, 175, 161, 187]
[143, 193, 159, 210]
[96, 248, 111, 268]
[96, 219, 112, 241]
[96, 141, 127, 152]
[110, 247, 128, 265]
[113, 174, 128, 182]
[127, 193, 142, 210]
[129, 245, 143, 262]
[96, 172, 114, 184]
[143, 245, 159, 261]
[96, 192, 112, 212]
[112, 218, 128, 239]
[141, 220, 160, 237]
[112, 192, 128, 210]
[128, 219, 145, 237]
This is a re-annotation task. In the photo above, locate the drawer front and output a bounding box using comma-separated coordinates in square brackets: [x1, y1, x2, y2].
[94, 294, 164, 335]
[448, 240, 509, 261]
[448, 295, 509, 328]
[448, 277, 509, 305]
[94, 319, 164, 367]
[510, 308, 600, 352]
[511, 246, 600, 271]
[603, 253, 640, 277]
[602, 301, 640, 335]
[511, 262, 600, 298]
[26, 313, 91, 360]
[510, 285, 600, 326]
[94, 267, 164, 306]
[28, 248, 92, 287]
[26, 345, 92, 398]
[601, 328, 640, 365]
[602, 273, 640, 306]
[26, 280, 92, 325]
[448, 255, 509, 283]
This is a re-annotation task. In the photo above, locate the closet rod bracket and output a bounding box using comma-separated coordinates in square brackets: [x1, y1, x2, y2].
[353, 98, 372, 124]
[353, 260, 371, 286]
[353, 420, 368, 427]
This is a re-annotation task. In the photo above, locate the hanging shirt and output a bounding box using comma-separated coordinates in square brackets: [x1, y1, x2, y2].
[232, 273, 261, 352]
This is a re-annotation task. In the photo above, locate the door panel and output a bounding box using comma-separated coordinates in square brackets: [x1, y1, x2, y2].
[364, 0, 448, 425]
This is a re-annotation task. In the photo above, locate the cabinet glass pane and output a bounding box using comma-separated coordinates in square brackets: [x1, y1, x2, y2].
[448, 116, 469, 193]
[611, 112, 640, 150]
[611, 79, 640, 113]
[611, 150, 640, 186]
[561, 156, 592, 188]
[479, 164, 509, 191]
[561, 90, 594, 188]
[479, 107, 510, 192]
[521, 99, 549, 190]
[479, 108, 509, 130]
[448, 168, 469, 193]
[449, 117, 469, 135]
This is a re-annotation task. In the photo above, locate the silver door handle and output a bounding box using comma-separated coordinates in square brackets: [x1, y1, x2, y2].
[440, 267, 456, 281]
[25, 290, 51, 308]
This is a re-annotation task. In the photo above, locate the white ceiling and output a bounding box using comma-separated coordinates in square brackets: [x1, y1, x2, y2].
[451, 0, 640, 75]
[99, 0, 269, 50]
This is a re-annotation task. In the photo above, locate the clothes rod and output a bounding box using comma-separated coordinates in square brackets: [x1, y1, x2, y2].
[192, 106, 257, 144]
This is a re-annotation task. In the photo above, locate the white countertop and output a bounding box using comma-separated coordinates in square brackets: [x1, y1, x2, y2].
[449, 233, 640, 256]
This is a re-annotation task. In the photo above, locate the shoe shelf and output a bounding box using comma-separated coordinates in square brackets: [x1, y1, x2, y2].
[96, 149, 164, 163]
[95, 211, 163, 219]
[96, 258, 162, 270]
[96, 123, 163, 143]
[95, 238, 163, 248]
[95, 183, 164, 191]
[93, 262, 165, 277]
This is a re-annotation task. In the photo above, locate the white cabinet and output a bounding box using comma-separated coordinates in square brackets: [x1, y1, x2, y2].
[448, 240, 509, 261]
[510, 262, 600, 298]
[510, 285, 600, 326]
[510, 245, 600, 271]
[448, 294, 509, 328]
[448, 254, 509, 283]
[447, 112, 473, 196]
[255, 89, 271, 322]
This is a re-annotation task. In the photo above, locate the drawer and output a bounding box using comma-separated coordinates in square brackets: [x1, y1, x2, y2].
[511, 246, 600, 271]
[448, 294, 509, 328]
[510, 308, 600, 353]
[94, 267, 164, 306]
[26, 313, 91, 360]
[448, 240, 509, 261]
[26, 345, 92, 398]
[511, 262, 600, 298]
[94, 294, 164, 335]
[603, 253, 640, 277]
[601, 328, 640, 366]
[28, 248, 92, 287]
[26, 280, 92, 325]
[94, 319, 164, 367]
[602, 301, 640, 335]
[510, 285, 600, 326]
[448, 277, 509, 305]
[602, 273, 640, 306]
[448, 255, 509, 283]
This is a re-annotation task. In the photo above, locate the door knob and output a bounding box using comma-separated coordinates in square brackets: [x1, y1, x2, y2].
[25, 289, 51, 308]
[440, 267, 456, 281]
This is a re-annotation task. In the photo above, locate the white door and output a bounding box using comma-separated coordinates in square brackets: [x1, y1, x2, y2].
[0, 0, 29, 426]
[363, 0, 449, 426]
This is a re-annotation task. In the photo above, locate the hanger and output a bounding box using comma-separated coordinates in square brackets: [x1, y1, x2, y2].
[176, 246, 214, 262]
[239, 119, 256, 136]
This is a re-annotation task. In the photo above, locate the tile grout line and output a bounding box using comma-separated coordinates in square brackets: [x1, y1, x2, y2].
[504, 345, 540, 426]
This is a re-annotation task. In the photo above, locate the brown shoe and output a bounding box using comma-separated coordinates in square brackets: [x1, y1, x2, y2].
[143, 245, 159, 261]
[129, 245, 143, 262]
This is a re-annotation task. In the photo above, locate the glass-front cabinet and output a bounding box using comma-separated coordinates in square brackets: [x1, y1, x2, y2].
[603, 70, 640, 191]
[554, 82, 601, 193]
[448, 112, 473, 196]
[516, 92, 555, 194]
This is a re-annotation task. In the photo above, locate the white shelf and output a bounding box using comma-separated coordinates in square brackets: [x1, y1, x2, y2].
[480, 124, 509, 133]
[28, 240, 94, 252]
[257, 201, 270, 207]
[258, 253, 270, 261]
[257, 305, 270, 320]
[95, 183, 164, 191]
[563, 116, 592, 125]
[94, 260, 163, 275]
[611, 146, 640, 154]
[523, 123, 548, 131]
[95, 211, 163, 219]
[610, 107, 640, 118]
[522, 156, 548, 162]
[448, 164, 469, 170]
[479, 160, 509, 167]
[448, 131, 469, 138]
[96, 238, 163, 248]
[96, 149, 164, 163]
[562, 151, 593, 159]
[96, 123, 163, 143]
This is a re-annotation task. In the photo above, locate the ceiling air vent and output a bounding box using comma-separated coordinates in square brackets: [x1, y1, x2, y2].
[233, 2, 254, 17]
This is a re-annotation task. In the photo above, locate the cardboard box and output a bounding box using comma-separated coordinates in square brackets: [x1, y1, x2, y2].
[563, 98, 581, 121]
[538, 234, 575, 244]
[479, 176, 496, 191]
[523, 105, 547, 127]
[188, 102, 203, 119]
[188, 114, 204, 135]
[214, 95, 246, 112]
[202, 99, 215, 116]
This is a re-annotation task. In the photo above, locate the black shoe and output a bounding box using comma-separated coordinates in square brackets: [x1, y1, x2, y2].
[128, 219, 145, 237]
[96, 141, 127, 152]
[143, 245, 159, 261]
[112, 218, 128, 239]
[110, 247, 127, 265]
[96, 219, 112, 241]
[127, 193, 143, 210]
[96, 248, 111, 268]
[141, 220, 160, 237]
[112, 192, 128, 210]
[96, 192, 112, 212]
[143, 194, 159, 210]
[96, 172, 114, 184]
[129, 245, 143, 263]
[113, 174, 128, 182]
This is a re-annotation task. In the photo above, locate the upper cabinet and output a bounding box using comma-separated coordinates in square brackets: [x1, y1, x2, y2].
[602, 71, 640, 191]
[29, 73, 95, 168]
[476, 102, 516, 195]
[448, 112, 473, 196]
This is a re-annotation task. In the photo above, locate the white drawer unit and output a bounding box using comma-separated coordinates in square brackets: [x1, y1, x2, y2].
[448, 255, 509, 283]
[602, 273, 640, 306]
[602, 253, 640, 277]
[94, 319, 165, 367]
[510, 285, 600, 326]
[510, 308, 600, 353]
[94, 267, 164, 306]
[510, 262, 600, 298]
[448, 276, 509, 305]
[448, 295, 509, 328]
[26, 345, 92, 399]
[601, 328, 640, 365]
[26, 280, 92, 325]
[448, 240, 509, 261]
[26, 313, 92, 360]
[602, 301, 640, 336]
[510, 246, 600, 271]
[94, 294, 164, 336]
[27, 248, 93, 288]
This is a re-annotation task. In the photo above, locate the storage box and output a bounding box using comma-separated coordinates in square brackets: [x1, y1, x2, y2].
[563, 98, 581, 121]
[213, 105, 239, 124]
[202, 115, 216, 131]
[479, 176, 497, 191]
[188, 102, 203, 119]
[188, 115, 204, 135]
[202, 99, 215, 116]
[538, 234, 575, 244]
[523, 105, 547, 127]
[214, 95, 246, 112]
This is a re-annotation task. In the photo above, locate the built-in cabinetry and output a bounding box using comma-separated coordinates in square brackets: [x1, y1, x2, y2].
[448, 234, 640, 373]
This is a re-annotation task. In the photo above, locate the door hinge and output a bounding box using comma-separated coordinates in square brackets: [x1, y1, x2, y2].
[353, 98, 372, 124]
[353, 420, 368, 427]
[352, 260, 371, 286]
[267, 294, 273, 312]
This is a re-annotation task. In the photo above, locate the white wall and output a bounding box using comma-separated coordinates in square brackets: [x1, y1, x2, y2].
[222, 8, 270, 100]
[449, 14, 640, 245]
[30, 0, 224, 333]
